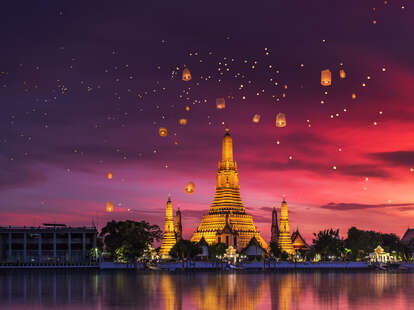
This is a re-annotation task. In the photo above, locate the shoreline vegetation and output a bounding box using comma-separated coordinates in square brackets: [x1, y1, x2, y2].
[1, 261, 413, 272]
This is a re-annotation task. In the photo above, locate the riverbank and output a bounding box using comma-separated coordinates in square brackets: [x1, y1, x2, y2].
[1, 261, 413, 271]
[103, 261, 414, 271]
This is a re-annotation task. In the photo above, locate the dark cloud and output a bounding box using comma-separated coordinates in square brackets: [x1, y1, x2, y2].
[370, 151, 414, 167]
[247, 159, 390, 179]
[260, 206, 274, 212]
[181, 209, 208, 219]
[0, 157, 47, 190]
[321, 202, 414, 211]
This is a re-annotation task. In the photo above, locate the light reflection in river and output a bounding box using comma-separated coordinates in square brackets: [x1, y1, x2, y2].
[0, 270, 413, 310]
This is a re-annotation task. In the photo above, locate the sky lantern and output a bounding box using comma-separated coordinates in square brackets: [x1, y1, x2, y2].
[216, 98, 226, 109]
[106, 202, 114, 213]
[185, 106, 190, 111]
[184, 182, 195, 194]
[352, 93, 357, 99]
[276, 113, 287, 127]
[339, 69, 346, 79]
[158, 127, 167, 137]
[107, 172, 113, 180]
[182, 68, 192, 81]
[178, 118, 187, 126]
[321, 69, 332, 86]
[252, 114, 261, 123]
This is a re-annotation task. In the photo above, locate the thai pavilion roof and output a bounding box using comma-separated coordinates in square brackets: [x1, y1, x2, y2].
[401, 228, 414, 245]
[291, 228, 310, 250]
[197, 236, 209, 247]
[241, 236, 266, 253]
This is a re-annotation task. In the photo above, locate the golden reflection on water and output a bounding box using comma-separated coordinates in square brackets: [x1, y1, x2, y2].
[0, 271, 413, 310]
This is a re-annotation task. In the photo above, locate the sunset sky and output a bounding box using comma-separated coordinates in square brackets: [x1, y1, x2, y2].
[1, 1, 413, 243]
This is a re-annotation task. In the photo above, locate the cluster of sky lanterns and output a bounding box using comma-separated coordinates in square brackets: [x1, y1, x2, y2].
[153, 62, 393, 198]
[321, 68, 347, 86]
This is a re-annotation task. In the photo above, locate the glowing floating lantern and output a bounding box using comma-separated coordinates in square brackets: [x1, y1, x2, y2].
[252, 114, 261, 123]
[321, 69, 332, 86]
[216, 98, 226, 109]
[184, 182, 195, 194]
[158, 127, 167, 137]
[106, 202, 114, 213]
[352, 93, 357, 100]
[107, 172, 113, 180]
[339, 69, 346, 79]
[185, 106, 190, 111]
[276, 113, 287, 128]
[182, 68, 192, 81]
[178, 118, 187, 126]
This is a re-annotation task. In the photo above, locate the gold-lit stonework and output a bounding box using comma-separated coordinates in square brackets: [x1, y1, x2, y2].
[191, 129, 268, 250]
[159, 197, 176, 259]
[278, 200, 295, 254]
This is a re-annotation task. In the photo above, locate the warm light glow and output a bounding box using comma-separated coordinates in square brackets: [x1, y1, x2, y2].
[216, 98, 226, 109]
[321, 69, 332, 86]
[182, 67, 192, 81]
[178, 118, 187, 126]
[158, 127, 167, 137]
[106, 201, 114, 213]
[252, 114, 261, 123]
[107, 172, 113, 180]
[276, 113, 287, 127]
[184, 182, 195, 194]
[339, 69, 346, 79]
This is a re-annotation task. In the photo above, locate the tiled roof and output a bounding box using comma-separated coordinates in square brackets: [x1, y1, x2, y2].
[401, 228, 414, 244]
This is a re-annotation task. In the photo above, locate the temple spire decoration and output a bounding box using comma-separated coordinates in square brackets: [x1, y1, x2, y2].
[159, 197, 176, 259]
[191, 130, 268, 251]
[175, 208, 182, 242]
[277, 199, 295, 254]
[271, 207, 279, 243]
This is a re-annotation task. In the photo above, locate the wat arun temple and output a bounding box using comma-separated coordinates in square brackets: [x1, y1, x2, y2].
[190, 129, 268, 250]
[159, 130, 309, 257]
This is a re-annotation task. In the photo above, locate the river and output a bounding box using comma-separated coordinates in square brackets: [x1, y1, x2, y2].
[0, 270, 413, 309]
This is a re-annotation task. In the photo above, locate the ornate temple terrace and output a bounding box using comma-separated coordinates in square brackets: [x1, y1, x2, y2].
[191, 130, 268, 251]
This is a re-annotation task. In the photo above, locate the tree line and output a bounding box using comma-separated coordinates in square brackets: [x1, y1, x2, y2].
[97, 220, 413, 262]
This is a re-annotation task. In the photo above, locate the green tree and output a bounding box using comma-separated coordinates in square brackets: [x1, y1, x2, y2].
[169, 240, 202, 260]
[345, 226, 413, 261]
[208, 243, 227, 259]
[100, 220, 162, 262]
[312, 229, 344, 260]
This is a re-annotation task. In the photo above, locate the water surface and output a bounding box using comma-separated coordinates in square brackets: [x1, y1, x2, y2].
[0, 270, 413, 309]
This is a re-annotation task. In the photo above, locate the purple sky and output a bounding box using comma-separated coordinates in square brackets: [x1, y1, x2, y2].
[1, 1, 414, 243]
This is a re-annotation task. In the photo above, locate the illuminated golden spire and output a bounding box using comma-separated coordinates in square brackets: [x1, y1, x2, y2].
[222, 128, 233, 162]
[212, 130, 243, 213]
[191, 130, 268, 251]
[159, 197, 176, 259]
[278, 199, 295, 255]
